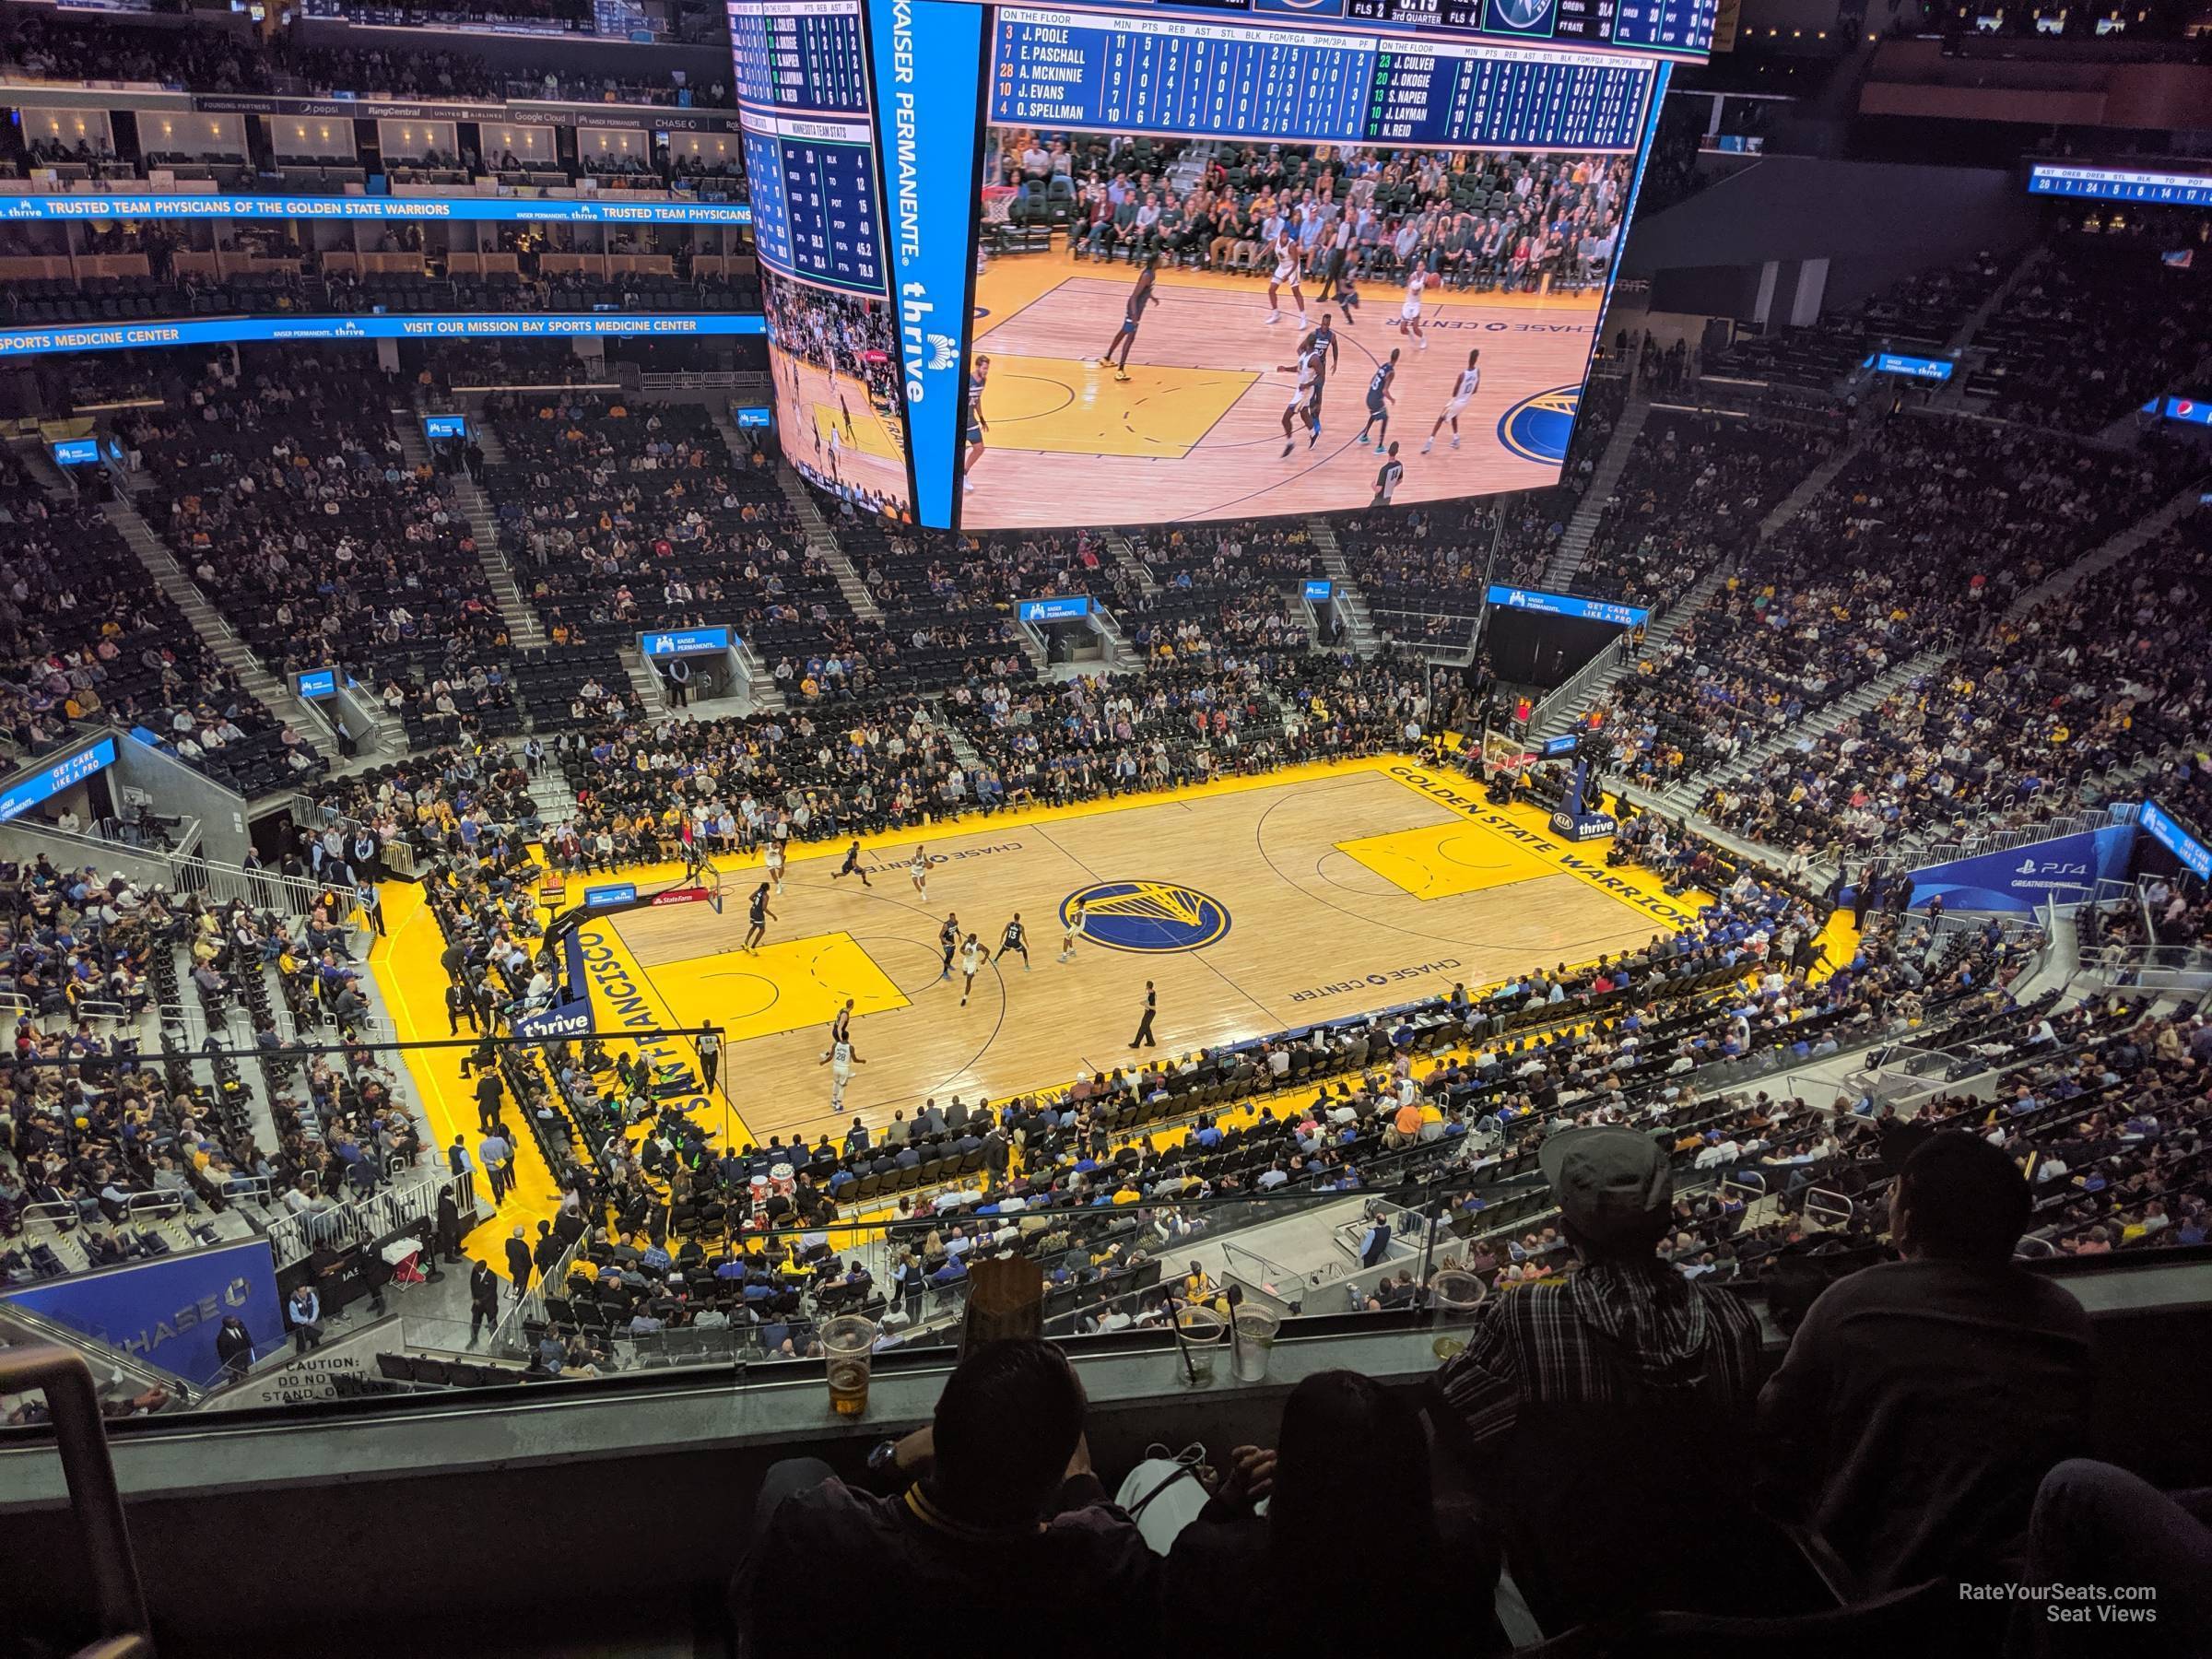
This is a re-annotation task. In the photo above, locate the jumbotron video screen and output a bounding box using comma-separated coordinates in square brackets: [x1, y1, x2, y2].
[728, 0, 1710, 528]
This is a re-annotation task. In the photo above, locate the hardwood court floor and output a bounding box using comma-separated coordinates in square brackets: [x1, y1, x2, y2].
[962, 244, 1602, 527]
[580, 759, 1708, 1148]
[770, 350, 910, 512]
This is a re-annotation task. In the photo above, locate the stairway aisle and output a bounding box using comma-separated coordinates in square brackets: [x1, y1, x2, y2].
[1540, 398, 1649, 591]
[101, 498, 336, 763]
[1307, 516, 1378, 655]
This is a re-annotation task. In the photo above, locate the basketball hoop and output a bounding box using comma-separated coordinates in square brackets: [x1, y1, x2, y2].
[982, 184, 1018, 225]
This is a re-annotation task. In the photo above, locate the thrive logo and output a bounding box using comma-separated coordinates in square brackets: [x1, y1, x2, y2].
[900, 282, 934, 404]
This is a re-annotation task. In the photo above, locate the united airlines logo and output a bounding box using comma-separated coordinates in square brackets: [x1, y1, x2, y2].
[1064, 879, 1230, 954]
[1496, 385, 1580, 465]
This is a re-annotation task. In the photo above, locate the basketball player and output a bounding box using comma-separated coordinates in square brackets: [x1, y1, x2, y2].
[1357, 348, 1400, 452]
[1371, 441, 1406, 508]
[1096, 254, 1159, 381]
[1422, 348, 1482, 453]
[961, 355, 990, 496]
[826, 424, 842, 483]
[764, 838, 786, 897]
[959, 933, 983, 1006]
[909, 844, 930, 898]
[1264, 233, 1305, 325]
[819, 1030, 865, 1111]
[831, 838, 871, 887]
[936, 911, 959, 982]
[743, 881, 775, 954]
[1059, 899, 1086, 962]
[1277, 341, 1324, 457]
[1397, 269, 1429, 350]
[830, 999, 854, 1046]
[839, 393, 856, 440]
[994, 912, 1030, 971]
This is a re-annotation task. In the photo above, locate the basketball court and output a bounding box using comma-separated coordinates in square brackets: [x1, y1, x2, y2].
[769, 350, 911, 512]
[960, 245, 1602, 526]
[502, 757, 1709, 1151]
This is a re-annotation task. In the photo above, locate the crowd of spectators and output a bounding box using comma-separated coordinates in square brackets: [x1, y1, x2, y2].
[123, 356, 520, 751]
[1700, 508, 2209, 857]
[1971, 232, 2212, 434]
[1582, 414, 2183, 805]
[0, 444, 322, 795]
[0, 855, 426, 1286]
[1013, 135, 1632, 300]
[0, 8, 726, 104]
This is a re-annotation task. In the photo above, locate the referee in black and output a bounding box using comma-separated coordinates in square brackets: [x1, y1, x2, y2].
[1129, 981, 1157, 1049]
[994, 913, 1030, 972]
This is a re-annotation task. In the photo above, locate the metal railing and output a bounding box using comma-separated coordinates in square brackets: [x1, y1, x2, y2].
[265, 1166, 457, 1270]
[0, 1346, 151, 1658]
[2078, 942, 2212, 994]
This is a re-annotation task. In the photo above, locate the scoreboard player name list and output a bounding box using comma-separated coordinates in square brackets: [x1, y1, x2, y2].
[993, 9, 1650, 152]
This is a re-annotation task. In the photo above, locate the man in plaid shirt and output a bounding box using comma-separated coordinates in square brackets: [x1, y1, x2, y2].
[1429, 1124, 1766, 1630]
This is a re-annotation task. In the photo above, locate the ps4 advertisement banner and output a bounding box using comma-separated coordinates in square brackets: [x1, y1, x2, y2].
[0, 1238, 284, 1388]
[1906, 821, 2137, 915]
[869, 0, 986, 530]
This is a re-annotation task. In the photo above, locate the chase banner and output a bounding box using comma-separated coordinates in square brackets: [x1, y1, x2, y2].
[870, 0, 985, 529]
[0, 1238, 283, 1387]
[1907, 821, 2137, 915]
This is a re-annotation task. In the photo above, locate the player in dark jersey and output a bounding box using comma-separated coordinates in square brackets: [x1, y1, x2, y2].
[743, 881, 776, 954]
[1357, 348, 1401, 451]
[936, 911, 960, 982]
[831, 838, 872, 887]
[1095, 255, 1160, 382]
[994, 913, 1030, 971]
[962, 356, 990, 497]
[1299, 312, 1340, 429]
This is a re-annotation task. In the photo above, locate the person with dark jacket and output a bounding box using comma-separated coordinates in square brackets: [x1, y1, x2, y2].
[468, 1259, 500, 1346]
[1161, 1371, 1488, 1653]
[532, 1219, 563, 1276]
[733, 1341, 1158, 1656]
[214, 1315, 255, 1383]
[504, 1223, 534, 1300]
[1759, 1132, 2092, 1594]
[435, 1188, 464, 1264]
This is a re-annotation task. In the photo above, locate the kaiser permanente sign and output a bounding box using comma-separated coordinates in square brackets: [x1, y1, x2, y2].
[0, 194, 752, 225]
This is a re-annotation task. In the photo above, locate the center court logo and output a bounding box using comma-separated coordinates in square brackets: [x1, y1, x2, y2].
[1063, 880, 1230, 953]
[1496, 385, 1581, 465]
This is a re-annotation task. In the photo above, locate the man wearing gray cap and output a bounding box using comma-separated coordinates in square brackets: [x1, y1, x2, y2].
[1429, 1124, 1765, 1630]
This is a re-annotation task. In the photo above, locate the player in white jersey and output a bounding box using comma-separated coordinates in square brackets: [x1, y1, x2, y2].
[1265, 235, 1305, 325]
[819, 1034, 865, 1110]
[1397, 270, 1429, 349]
[1422, 348, 1482, 453]
[764, 838, 786, 897]
[1059, 899, 1087, 962]
[909, 845, 929, 898]
[1277, 344, 1324, 457]
[961, 355, 990, 496]
[959, 934, 983, 1006]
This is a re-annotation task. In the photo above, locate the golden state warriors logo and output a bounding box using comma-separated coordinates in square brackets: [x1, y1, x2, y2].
[1496, 385, 1581, 465]
[1064, 880, 1230, 954]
